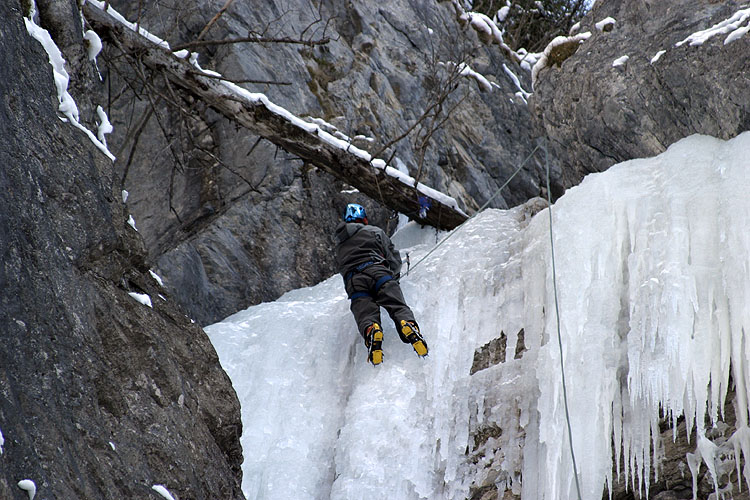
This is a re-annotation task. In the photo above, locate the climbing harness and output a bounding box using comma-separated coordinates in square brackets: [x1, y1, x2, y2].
[374, 274, 392, 290]
[345, 261, 392, 300]
[344, 260, 376, 283]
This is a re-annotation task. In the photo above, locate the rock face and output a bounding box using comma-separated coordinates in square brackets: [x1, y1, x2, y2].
[9, 0, 746, 497]
[531, 0, 750, 187]
[0, 3, 242, 498]
[104, 0, 557, 325]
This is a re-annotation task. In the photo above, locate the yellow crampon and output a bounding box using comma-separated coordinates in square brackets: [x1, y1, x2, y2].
[401, 320, 428, 357]
[366, 324, 384, 365]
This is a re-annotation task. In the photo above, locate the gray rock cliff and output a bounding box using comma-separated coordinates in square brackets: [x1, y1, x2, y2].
[531, 0, 750, 186]
[6, 0, 747, 497]
[0, 2, 242, 498]
[104, 0, 556, 325]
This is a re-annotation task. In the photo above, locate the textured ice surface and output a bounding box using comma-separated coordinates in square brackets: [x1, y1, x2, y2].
[208, 132, 750, 499]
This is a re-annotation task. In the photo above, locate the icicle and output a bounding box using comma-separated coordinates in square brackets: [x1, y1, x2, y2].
[687, 451, 702, 500]
[696, 431, 721, 496]
[729, 425, 750, 492]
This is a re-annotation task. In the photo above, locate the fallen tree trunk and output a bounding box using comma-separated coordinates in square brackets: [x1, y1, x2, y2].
[83, 3, 469, 230]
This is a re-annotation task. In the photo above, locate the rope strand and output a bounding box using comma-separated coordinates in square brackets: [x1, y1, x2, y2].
[401, 138, 583, 500]
[405, 143, 541, 276]
[545, 138, 583, 500]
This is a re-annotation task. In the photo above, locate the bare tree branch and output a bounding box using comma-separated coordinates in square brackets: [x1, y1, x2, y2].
[171, 34, 331, 51]
[196, 0, 235, 41]
[370, 16, 471, 188]
[84, 2, 468, 230]
[119, 106, 154, 184]
[186, 70, 291, 86]
[194, 144, 262, 194]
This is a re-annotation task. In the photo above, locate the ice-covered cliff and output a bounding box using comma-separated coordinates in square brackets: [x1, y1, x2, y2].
[208, 132, 750, 499]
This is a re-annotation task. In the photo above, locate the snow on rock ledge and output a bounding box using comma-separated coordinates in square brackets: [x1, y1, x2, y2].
[531, 32, 591, 88]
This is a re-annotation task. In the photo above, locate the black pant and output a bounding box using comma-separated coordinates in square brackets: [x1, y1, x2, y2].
[345, 264, 415, 343]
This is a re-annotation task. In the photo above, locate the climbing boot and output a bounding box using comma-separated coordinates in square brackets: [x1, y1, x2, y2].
[401, 320, 428, 357]
[365, 323, 384, 365]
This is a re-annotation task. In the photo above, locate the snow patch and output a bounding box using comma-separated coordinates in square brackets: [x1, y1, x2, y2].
[88, 0, 170, 49]
[676, 7, 750, 46]
[23, 14, 114, 161]
[152, 485, 176, 500]
[531, 32, 591, 88]
[496, 6, 510, 23]
[453, 2, 517, 59]
[149, 270, 164, 287]
[96, 106, 113, 147]
[612, 55, 629, 67]
[595, 17, 616, 31]
[651, 50, 666, 64]
[83, 30, 102, 60]
[462, 11, 503, 43]
[515, 48, 541, 73]
[457, 63, 493, 92]
[503, 63, 531, 103]
[304, 116, 340, 134]
[17, 480, 36, 500]
[128, 292, 153, 308]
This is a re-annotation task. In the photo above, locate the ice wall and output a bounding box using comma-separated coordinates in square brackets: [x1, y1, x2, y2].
[519, 132, 750, 499]
[206, 132, 750, 499]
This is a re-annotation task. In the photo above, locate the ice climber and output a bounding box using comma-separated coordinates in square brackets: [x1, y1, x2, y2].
[333, 203, 428, 365]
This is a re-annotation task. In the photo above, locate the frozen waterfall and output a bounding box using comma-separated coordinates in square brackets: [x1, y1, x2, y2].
[206, 132, 750, 499]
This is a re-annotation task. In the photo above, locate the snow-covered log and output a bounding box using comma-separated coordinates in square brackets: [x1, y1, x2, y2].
[82, 3, 469, 231]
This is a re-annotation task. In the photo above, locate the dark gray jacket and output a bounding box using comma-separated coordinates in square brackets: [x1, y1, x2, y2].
[333, 222, 402, 277]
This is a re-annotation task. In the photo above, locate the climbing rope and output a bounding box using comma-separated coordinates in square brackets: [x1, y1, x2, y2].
[544, 138, 583, 500]
[405, 143, 541, 277]
[401, 138, 583, 499]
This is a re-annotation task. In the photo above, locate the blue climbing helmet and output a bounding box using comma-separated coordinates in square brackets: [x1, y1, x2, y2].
[344, 203, 367, 222]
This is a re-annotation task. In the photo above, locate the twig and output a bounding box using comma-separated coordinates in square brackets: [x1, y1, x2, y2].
[245, 136, 263, 157]
[120, 107, 154, 185]
[194, 145, 261, 194]
[196, 0, 235, 41]
[135, 0, 143, 35]
[370, 99, 442, 161]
